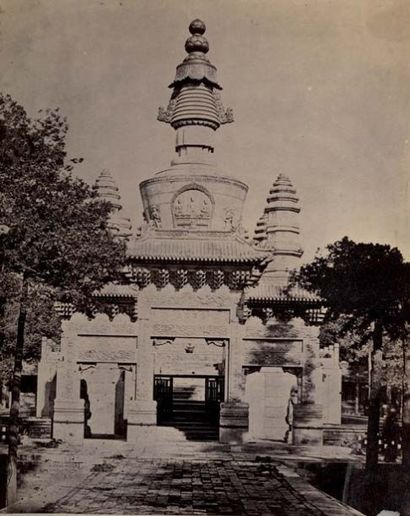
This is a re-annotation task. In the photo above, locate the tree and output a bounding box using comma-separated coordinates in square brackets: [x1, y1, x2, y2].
[403, 332, 410, 469]
[0, 281, 62, 387]
[291, 237, 409, 473]
[0, 94, 126, 505]
[320, 318, 406, 415]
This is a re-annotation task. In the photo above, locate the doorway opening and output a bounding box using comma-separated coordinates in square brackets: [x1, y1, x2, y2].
[80, 365, 131, 440]
[154, 374, 224, 440]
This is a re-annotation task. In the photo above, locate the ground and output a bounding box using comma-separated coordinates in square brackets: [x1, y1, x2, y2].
[2, 429, 363, 515]
[40, 458, 350, 515]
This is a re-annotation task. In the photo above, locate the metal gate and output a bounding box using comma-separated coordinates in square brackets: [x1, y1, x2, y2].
[153, 376, 173, 423]
[205, 377, 224, 424]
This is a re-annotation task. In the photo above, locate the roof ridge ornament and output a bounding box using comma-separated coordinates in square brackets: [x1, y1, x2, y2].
[185, 19, 209, 55]
[158, 19, 233, 141]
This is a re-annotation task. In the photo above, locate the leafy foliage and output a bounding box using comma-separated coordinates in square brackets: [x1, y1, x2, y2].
[292, 237, 409, 341]
[292, 237, 410, 470]
[0, 282, 61, 384]
[0, 94, 127, 380]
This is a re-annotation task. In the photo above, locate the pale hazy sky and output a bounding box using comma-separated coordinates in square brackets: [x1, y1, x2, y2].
[1, 0, 409, 262]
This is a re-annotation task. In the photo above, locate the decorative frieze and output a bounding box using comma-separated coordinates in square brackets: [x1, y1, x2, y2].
[237, 303, 325, 326]
[126, 266, 151, 288]
[209, 269, 225, 290]
[172, 269, 189, 290]
[190, 269, 207, 290]
[92, 300, 137, 322]
[130, 266, 253, 292]
[227, 270, 250, 290]
[153, 269, 170, 289]
[261, 307, 274, 323]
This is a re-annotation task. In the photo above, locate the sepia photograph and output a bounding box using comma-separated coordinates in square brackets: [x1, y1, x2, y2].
[0, 1, 409, 515]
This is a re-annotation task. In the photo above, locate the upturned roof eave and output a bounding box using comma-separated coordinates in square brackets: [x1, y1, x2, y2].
[245, 296, 323, 307]
[126, 254, 268, 265]
[126, 230, 270, 265]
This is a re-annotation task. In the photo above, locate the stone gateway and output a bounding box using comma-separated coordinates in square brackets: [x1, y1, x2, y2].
[37, 20, 341, 446]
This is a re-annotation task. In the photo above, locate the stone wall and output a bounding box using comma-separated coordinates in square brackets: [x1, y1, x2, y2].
[154, 337, 224, 376]
[242, 316, 323, 445]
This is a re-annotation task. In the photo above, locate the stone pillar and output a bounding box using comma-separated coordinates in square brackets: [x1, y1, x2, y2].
[321, 344, 342, 424]
[36, 338, 58, 418]
[127, 311, 157, 441]
[293, 327, 323, 446]
[220, 321, 249, 443]
[53, 329, 83, 444]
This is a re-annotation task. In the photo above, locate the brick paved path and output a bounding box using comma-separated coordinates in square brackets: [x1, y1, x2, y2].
[42, 459, 330, 515]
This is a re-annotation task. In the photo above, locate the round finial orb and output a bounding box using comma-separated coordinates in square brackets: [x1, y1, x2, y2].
[185, 34, 209, 54]
[189, 19, 206, 35]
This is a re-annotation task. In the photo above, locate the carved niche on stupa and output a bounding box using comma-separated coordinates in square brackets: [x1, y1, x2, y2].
[172, 186, 213, 229]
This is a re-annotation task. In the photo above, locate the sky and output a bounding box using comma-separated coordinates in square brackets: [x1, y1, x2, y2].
[1, 0, 409, 262]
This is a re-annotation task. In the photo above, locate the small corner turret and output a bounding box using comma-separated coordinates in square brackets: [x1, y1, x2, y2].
[94, 169, 133, 240]
[255, 173, 303, 284]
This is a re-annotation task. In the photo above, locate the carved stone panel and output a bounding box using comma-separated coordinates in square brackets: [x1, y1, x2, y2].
[172, 188, 213, 228]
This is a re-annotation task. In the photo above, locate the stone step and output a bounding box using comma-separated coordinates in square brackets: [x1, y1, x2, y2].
[172, 397, 205, 407]
[171, 408, 207, 416]
[161, 419, 217, 428]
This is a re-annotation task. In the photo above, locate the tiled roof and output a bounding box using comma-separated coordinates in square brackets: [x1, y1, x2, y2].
[127, 230, 269, 263]
[245, 283, 321, 304]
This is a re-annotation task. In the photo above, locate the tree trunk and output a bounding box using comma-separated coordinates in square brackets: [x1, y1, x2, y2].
[365, 322, 383, 473]
[6, 278, 28, 507]
[354, 376, 360, 415]
[402, 335, 410, 469]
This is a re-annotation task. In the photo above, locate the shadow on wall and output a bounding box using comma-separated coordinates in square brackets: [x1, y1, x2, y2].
[114, 370, 126, 437]
[41, 374, 56, 418]
[80, 379, 91, 438]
